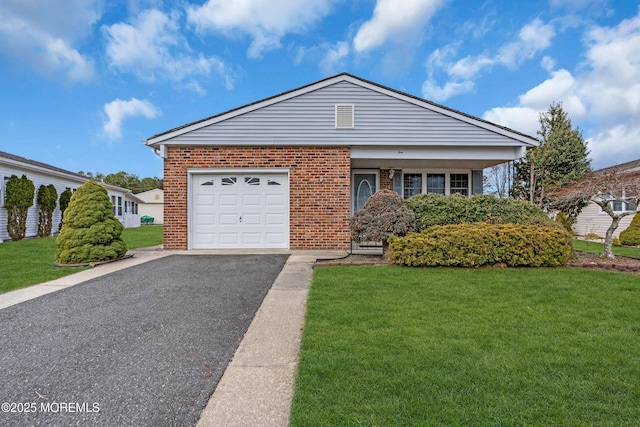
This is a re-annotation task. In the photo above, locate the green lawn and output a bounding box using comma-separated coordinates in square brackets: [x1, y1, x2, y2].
[573, 239, 640, 258]
[0, 225, 163, 294]
[291, 266, 640, 426]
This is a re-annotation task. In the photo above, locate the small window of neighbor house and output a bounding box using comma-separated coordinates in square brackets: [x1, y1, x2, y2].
[335, 104, 354, 129]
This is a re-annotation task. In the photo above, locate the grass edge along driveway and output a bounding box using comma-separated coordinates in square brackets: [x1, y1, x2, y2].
[291, 266, 640, 426]
[0, 226, 163, 294]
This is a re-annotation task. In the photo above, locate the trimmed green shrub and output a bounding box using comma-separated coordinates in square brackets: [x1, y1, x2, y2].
[58, 188, 72, 231]
[351, 190, 415, 250]
[4, 174, 35, 241]
[387, 223, 573, 268]
[405, 193, 555, 231]
[37, 184, 58, 237]
[56, 181, 127, 264]
[619, 213, 640, 246]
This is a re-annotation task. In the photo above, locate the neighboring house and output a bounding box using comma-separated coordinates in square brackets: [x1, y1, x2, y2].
[0, 150, 141, 242]
[573, 159, 640, 238]
[137, 188, 164, 224]
[144, 73, 537, 250]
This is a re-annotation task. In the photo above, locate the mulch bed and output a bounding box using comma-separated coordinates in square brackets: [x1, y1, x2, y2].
[569, 251, 640, 272]
[315, 252, 640, 273]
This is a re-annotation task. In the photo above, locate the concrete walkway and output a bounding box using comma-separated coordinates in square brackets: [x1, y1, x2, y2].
[0, 248, 346, 426]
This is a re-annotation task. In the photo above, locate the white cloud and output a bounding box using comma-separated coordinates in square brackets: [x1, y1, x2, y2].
[319, 41, 350, 75]
[353, 0, 445, 53]
[482, 68, 586, 137]
[587, 125, 640, 168]
[0, 0, 100, 82]
[104, 9, 234, 92]
[540, 56, 556, 72]
[423, 18, 555, 102]
[483, 11, 640, 168]
[578, 12, 640, 122]
[422, 80, 474, 102]
[450, 19, 555, 79]
[483, 107, 541, 137]
[102, 98, 160, 139]
[187, 0, 336, 58]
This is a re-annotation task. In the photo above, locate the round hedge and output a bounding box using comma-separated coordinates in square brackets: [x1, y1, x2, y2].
[56, 180, 127, 264]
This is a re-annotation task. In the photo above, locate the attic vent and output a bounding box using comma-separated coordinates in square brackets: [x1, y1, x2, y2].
[335, 104, 354, 129]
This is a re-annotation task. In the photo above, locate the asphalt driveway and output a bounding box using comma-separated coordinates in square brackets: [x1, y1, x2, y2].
[0, 254, 289, 427]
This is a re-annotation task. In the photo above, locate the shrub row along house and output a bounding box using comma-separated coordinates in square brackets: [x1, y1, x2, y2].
[0, 150, 142, 242]
[145, 73, 538, 251]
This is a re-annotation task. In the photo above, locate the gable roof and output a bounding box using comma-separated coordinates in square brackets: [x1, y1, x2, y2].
[0, 150, 140, 198]
[596, 158, 640, 173]
[0, 150, 89, 181]
[144, 72, 538, 147]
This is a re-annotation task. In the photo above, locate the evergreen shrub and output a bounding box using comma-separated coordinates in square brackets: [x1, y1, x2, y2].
[351, 190, 415, 249]
[58, 188, 72, 231]
[619, 213, 640, 246]
[37, 184, 58, 237]
[387, 223, 573, 267]
[4, 174, 35, 241]
[404, 193, 555, 231]
[56, 181, 127, 264]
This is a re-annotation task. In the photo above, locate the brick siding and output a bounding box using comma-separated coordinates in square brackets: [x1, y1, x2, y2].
[164, 146, 351, 250]
[379, 169, 393, 191]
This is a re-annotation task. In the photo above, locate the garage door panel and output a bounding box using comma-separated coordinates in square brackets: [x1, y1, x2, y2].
[242, 213, 262, 225]
[266, 233, 285, 244]
[196, 214, 215, 225]
[265, 194, 285, 207]
[192, 172, 289, 249]
[219, 233, 239, 245]
[242, 233, 262, 244]
[219, 214, 239, 225]
[196, 194, 216, 206]
[265, 213, 285, 225]
[242, 194, 262, 206]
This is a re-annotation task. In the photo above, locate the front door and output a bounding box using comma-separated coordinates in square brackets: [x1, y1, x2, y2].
[352, 171, 378, 213]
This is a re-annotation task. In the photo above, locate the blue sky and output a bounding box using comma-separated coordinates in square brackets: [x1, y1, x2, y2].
[1, 0, 639, 179]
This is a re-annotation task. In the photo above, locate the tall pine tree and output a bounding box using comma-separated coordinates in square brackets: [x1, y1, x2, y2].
[512, 102, 591, 214]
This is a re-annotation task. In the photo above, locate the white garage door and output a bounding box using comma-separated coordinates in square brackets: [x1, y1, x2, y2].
[191, 173, 289, 249]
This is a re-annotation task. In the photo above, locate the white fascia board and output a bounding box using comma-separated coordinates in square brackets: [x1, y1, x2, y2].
[351, 146, 525, 161]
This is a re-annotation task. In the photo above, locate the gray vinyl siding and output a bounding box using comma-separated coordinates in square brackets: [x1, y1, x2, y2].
[164, 82, 526, 147]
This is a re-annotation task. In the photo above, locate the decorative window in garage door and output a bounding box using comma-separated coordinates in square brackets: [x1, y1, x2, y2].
[267, 177, 283, 186]
[221, 177, 237, 186]
[245, 176, 260, 186]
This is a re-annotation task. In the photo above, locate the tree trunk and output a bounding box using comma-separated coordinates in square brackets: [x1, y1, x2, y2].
[529, 165, 536, 204]
[603, 217, 619, 259]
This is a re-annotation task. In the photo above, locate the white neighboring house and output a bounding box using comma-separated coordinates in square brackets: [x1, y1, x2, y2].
[573, 159, 640, 238]
[136, 188, 164, 224]
[0, 150, 141, 242]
